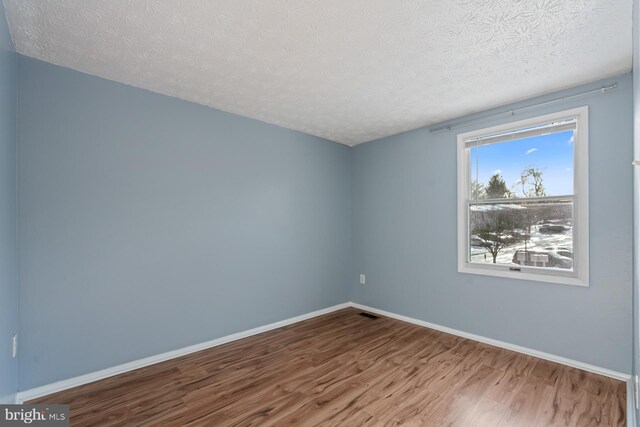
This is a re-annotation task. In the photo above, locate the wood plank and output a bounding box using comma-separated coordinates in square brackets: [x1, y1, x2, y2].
[28, 308, 626, 426]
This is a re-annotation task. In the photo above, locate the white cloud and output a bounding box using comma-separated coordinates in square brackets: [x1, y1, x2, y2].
[525, 148, 538, 155]
[492, 169, 502, 175]
[568, 135, 574, 144]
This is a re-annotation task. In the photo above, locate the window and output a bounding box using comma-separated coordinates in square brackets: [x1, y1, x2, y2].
[457, 107, 589, 286]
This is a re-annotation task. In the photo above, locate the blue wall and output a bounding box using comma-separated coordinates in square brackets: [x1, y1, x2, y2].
[13, 49, 635, 391]
[0, 2, 19, 404]
[17, 57, 352, 390]
[351, 75, 634, 374]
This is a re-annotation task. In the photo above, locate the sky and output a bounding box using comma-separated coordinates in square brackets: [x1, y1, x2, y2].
[470, 130, 574, 197]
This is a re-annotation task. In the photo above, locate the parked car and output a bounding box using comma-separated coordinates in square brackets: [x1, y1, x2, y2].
[543, 246, 573, 259]
[538, 224, 570, 234]
[512, 250, 573, 269]
[512, 229, 530, 240]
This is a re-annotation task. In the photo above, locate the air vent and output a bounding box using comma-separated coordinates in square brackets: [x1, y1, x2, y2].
[358, 312, 379, 319]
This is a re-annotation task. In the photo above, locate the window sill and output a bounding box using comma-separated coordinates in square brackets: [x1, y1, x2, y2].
[458, 264, 589, 287]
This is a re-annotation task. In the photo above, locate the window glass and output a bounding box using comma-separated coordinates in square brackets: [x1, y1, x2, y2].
[467, 130, 575, 271]
[469, 130, 574, 200]
[469, 199, 573, 269]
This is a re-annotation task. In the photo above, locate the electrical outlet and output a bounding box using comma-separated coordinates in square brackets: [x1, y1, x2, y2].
[359, 274, 366, 285]
[11, 334, 17, 358]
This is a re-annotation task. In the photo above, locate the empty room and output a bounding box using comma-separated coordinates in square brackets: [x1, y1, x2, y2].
[1, 0, 639, 426]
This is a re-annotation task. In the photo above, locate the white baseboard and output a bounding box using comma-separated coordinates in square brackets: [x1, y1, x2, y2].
[16, 303, 350, 403]
[626, 377, 636, 427]
[349, 302, 631, 382]
[17, 300, 631, 404]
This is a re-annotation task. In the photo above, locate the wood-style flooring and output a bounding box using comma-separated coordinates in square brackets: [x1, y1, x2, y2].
[29, 308, 626, 426]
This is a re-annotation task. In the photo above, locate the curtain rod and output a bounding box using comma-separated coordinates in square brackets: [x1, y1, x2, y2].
[427, 83, 618, 133]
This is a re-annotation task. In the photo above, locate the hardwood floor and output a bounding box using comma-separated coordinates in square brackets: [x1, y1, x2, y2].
[29, 308, 626, 426]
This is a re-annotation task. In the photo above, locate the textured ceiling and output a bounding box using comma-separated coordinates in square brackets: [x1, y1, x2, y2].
[3, 0, 632, 145]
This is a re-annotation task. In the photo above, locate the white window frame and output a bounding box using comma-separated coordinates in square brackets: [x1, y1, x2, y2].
[457, 106, 589, 287]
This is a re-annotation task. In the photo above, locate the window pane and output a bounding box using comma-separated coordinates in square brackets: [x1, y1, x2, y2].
[469, 199, 573, 270]
[469, 130, 574, 200]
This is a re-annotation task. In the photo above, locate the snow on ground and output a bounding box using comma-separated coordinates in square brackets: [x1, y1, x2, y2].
[470, 225, 572, 265]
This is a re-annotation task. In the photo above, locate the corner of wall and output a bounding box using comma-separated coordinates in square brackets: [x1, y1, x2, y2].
[629, 0, 638, 422]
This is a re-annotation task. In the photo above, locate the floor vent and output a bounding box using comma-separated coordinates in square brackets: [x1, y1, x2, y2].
[359, 312, 379, 319]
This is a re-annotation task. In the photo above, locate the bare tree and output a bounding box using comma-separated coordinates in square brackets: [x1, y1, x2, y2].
[514, 166, 546, 198]
[472, 207, 524, 263]
[511, 166, 546, 252]
[471, 180, 486, 200]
